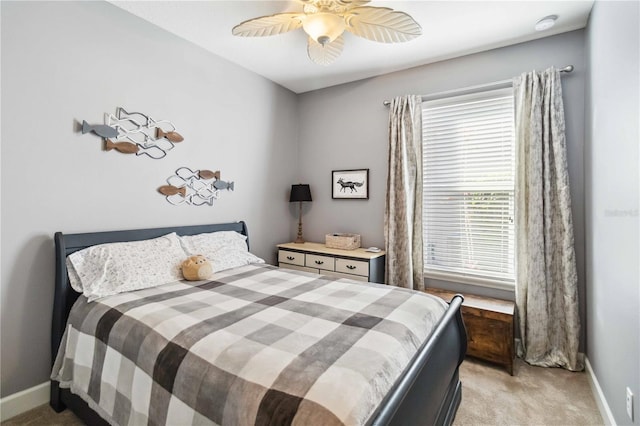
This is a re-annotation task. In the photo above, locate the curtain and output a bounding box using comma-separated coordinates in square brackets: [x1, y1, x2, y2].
[385, 95, 424, 291]
[514, 68, 583, 371]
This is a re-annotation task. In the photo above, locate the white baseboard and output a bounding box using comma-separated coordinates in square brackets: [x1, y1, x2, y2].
[0, 382, 50, 422]
[586, 357, 617, 426]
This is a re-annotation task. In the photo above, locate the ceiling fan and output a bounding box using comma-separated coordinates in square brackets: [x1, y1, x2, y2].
[232, 0, 422, 66]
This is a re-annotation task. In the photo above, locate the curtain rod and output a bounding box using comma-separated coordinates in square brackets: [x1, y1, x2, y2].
[382, 65, 574, 106]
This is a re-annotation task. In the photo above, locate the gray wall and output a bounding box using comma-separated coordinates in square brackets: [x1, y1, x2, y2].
[297, 31, 587, 316]
[585, 1, 639, 425]
[4, 4, 637, 422]
[0, 1, 298, 397]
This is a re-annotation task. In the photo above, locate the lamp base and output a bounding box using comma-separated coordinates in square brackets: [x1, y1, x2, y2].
[295, 201, 305, 244]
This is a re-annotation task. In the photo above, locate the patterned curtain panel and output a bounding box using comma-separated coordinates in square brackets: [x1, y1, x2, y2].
[385, 95, 424, 290]
[513, 68, 583, 371]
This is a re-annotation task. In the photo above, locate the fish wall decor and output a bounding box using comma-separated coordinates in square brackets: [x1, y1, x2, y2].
[81, 107, 184, 159]
[104, 139, 139, 154]
[81, 121, 118, 139]
[159, 167, 235, 206]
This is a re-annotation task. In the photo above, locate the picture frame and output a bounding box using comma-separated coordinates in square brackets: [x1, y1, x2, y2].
[332, 169, 369, 199]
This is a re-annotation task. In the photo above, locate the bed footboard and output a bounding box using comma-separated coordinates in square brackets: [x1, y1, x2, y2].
[368, 295, 467, 426]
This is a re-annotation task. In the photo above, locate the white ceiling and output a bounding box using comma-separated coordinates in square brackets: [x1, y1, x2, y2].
[109, 1, 594, 94]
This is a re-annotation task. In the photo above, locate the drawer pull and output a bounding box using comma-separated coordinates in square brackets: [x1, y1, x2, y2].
[346, 265, 356, 270]
[315, 260, 324, 265]
[286, 256, 295, 261]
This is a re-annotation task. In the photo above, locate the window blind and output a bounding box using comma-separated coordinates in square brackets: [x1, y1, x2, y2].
[422, 88, 515, 284]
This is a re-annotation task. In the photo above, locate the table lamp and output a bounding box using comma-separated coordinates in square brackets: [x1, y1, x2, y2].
[290, 184, 312, 243]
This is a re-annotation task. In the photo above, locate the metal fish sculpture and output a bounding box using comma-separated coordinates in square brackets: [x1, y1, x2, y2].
[198, 170, 220, 180]
[116, 107, 151, 126]
[213, 180, 234, 191]
[158, 185, 187, 197]
[156, 128, 184, 142]
[175, 167, 199, 181]
[104, 139, 139, 154]
[82, 120, 119, 138]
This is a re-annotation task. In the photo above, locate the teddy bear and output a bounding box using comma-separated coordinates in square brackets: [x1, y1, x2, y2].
[181, 255, 213, 281]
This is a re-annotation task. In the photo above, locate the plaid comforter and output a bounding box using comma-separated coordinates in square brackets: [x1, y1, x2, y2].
[52, 264, 446, 426]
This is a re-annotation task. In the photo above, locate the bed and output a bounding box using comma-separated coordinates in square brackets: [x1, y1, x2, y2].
[50, 221, 466, 425]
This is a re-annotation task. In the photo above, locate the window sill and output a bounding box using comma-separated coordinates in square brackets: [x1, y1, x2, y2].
[423, 270, 515, 292]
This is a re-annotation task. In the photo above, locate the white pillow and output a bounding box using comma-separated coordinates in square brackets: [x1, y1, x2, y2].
[66, 232, 186, 302]
[179, 231, 264, 272]
[179, 231, 249, 254]
[208, 249, 265, 273]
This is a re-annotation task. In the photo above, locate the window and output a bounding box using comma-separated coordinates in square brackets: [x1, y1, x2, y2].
[422, 88, 515, 288]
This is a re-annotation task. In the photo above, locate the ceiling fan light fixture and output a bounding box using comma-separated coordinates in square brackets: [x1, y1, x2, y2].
[302, 13, 346, 45]
[232, 1, 422, 65]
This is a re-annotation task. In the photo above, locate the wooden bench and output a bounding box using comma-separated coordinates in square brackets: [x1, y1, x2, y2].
[425, 288, 515, 375]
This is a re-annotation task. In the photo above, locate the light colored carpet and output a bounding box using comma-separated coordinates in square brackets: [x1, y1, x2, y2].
[1, 404, 82, 426]
[456, 357, 603, 426]
[3, 358, 603, 425]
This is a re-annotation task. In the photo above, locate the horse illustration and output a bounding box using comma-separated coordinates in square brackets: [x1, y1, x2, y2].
[337, 178, 364, 193]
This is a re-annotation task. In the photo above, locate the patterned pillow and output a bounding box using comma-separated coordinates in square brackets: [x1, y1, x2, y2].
[179, 231, 264, 272]
[66, 232, 186, 302]
[179, 231, 248, 254]
[208, 249, 265, 273]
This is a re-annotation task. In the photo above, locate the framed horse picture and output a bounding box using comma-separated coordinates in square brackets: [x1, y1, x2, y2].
[332, 169, 369, 199]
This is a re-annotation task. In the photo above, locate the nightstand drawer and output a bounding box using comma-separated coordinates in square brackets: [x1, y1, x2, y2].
[276, 242, 385, 284]
[305, 254, 335, 271]
[278, 250, 305, 266]
[335, 258, 369, 277]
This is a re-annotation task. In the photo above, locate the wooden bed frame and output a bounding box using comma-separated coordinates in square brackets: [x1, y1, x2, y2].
[50, 221, 467, 426]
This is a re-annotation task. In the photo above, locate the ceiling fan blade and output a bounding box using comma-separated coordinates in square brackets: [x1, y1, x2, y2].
[307, 35, 344, 66]
[297, 0, 370, 7]
[232, 13, 303, 37]
[345, 6, 422, 43]
[336, 0, 371, 7]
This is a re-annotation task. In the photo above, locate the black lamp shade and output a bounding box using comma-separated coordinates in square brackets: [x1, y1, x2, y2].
[290, 184, 312, 202]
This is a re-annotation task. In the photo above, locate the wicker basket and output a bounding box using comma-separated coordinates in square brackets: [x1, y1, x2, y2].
[325, 233, 361, 250]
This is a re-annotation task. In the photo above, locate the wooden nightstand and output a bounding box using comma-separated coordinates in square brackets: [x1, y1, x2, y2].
[277, 242, 385, 283]
[425, 288, 515, 375]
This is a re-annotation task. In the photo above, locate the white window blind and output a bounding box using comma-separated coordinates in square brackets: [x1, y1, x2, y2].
[422, 88, 515, 285]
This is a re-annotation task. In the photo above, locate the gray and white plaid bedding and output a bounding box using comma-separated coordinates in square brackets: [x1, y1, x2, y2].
[52, 264, 446, 426]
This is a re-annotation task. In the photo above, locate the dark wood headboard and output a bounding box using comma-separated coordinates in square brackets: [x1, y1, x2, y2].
[51, 221, 248, 367]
